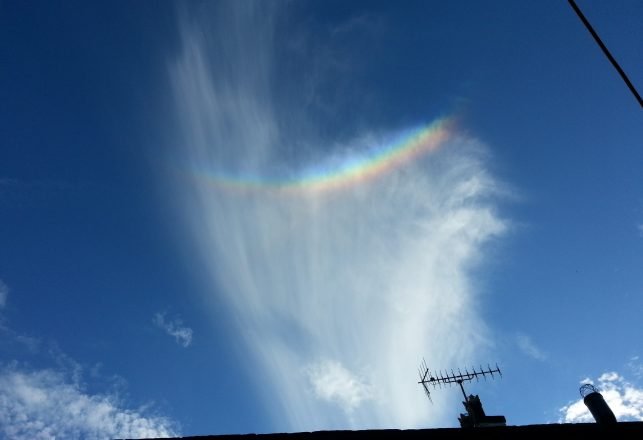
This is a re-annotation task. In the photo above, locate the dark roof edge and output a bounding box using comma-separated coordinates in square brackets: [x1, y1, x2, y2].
[137, 422, 643, 440]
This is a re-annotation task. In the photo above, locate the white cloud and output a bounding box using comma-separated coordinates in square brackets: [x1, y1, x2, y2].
[0, 279, 8, 309]
[0, 286, 179, 438]
[637, 224, 643, 237]
[599, 372, 620, 382]
[168, 2, 507, 431]
[306, 360, 373, 414]
[559, 372, 643, 422]
[0, 366, 178, 439]
[627, 356, 643, 379]
[153, 313, 193, 348]
[515, 333, 547, 361]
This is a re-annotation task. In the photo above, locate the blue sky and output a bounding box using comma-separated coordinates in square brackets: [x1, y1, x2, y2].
[1, 1, 642, 438]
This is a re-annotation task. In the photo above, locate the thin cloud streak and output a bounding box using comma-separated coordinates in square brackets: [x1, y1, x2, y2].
[0, 279, 8, 309]
[515, 333, 547, 361]
[153, 313, 193, 348]
[169, 2, 507, 431]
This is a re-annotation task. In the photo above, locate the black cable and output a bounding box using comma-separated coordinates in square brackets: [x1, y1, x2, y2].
[568, 0, 643, 108]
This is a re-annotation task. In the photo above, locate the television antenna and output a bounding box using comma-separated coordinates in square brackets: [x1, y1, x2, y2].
[417, 361, 505, 427]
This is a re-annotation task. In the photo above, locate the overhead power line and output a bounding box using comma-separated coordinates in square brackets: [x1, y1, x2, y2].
[568, 0, 643, 108]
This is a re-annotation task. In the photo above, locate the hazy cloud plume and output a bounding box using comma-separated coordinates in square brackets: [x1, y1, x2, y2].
[169, 2, 507, 431]
[306, 360, 373, 414]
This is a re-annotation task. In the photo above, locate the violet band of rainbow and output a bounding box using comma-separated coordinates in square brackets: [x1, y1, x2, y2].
[195, 116, 456, 195]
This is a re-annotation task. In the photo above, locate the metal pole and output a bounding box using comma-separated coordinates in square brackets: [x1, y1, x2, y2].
[458, 380, 468, 403]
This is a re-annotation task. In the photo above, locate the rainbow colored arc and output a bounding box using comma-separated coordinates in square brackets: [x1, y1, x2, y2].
[197, 116, 455, 195]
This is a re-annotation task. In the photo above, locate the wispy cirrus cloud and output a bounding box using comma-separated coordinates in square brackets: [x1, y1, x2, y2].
[0, 279, 8, 309]
[559, 371, 643, 422]
[627, 356, 643, 379]
[0, 365, 178, 439]
[153, 313, 193, 348]
[0, 281, 42, 355]
[168, 1, 507, 431]
[515, 333, 547, 361]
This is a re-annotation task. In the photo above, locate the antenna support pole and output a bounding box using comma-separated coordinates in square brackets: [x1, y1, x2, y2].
[457, 380, 468, 403]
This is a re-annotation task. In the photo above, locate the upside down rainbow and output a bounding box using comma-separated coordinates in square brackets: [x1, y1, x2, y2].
[195, 116, 456, 194]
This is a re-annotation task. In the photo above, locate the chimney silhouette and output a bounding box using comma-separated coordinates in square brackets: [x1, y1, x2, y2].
[580, 384, 617, 425]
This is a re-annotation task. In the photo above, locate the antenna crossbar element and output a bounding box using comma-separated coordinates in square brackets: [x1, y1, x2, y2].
[418, 364, 500, 387]
[417, 362, 502, 403]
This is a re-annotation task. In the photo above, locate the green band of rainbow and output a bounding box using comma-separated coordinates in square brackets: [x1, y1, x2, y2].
[196, 116, 455, 194]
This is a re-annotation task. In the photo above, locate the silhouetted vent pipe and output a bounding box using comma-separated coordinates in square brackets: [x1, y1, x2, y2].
[580, 384, 617, 424]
